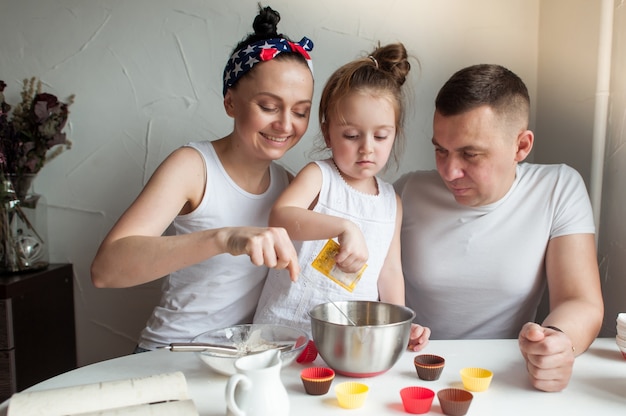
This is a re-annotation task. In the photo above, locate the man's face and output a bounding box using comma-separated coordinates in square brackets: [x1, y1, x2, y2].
[432, 105, 526, 207]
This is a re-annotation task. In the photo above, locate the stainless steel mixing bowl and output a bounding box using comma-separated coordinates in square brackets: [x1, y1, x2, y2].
[309, 301, 415, 377]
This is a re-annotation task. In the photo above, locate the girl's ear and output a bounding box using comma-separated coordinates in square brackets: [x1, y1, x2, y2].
[321, 122, 331, 148]
[223, 90, 235, 118]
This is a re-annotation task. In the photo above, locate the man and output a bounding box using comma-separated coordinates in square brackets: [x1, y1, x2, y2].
[395, 64, 603, 392]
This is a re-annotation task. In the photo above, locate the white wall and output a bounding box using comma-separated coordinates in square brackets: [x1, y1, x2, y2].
[533, 0, 626, 337]
[598, 0, 626, 336]
[535, 0, 601, 187]
[2, 0, 617, 367]
[532, 0, 602, 323]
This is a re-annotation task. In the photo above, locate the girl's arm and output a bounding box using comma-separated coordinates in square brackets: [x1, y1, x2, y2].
[270, 162, 368, 274]
[377, 194, 405, 305]
[377, 195, 430, 351]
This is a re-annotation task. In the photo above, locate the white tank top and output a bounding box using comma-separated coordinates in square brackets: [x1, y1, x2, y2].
[139, 141, 290, 349]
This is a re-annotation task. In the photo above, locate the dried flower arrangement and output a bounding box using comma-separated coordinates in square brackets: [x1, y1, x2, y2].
[0, 78, 75, 272]
[0, 77, 74, 178]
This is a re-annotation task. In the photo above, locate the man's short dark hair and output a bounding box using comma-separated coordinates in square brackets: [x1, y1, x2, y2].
[435, 64, 530, 125]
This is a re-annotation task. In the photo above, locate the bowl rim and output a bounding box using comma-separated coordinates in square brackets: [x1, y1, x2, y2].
[308, 300, 416, 327]
[192, 323, 309, 357]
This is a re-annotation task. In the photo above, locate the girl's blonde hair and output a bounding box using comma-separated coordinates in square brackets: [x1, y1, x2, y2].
[317, 42, 412, 170]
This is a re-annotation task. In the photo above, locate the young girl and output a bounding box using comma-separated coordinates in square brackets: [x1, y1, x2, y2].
[253, 42, 430, 352]
[91, 5, 314, 351]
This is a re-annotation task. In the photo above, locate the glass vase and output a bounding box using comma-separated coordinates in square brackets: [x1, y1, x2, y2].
[0, 173, 49, 273]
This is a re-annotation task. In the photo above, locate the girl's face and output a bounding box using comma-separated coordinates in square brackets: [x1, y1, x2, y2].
[324, 92, 397, 192]
[225, 59, 314, 162]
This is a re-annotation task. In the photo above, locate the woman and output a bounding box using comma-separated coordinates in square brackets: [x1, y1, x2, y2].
[91, 5, 315, 351]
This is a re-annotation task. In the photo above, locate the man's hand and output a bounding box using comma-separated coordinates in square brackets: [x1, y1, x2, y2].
[518, 322, 575, 392]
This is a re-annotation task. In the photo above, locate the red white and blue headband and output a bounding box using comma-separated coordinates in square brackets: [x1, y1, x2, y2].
[223, 36, 314, 96]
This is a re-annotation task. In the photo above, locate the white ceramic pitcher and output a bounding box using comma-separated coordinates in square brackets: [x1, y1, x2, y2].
[225, 349, 289, 416]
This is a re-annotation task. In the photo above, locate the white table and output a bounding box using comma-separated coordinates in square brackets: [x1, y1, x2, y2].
[1, 338, 624, 415]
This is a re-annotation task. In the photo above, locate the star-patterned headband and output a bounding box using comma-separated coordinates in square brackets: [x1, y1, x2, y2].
[222, 36, 314, 96]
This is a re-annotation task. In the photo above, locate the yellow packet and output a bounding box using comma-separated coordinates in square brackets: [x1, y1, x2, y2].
[311, 239, 367, 292]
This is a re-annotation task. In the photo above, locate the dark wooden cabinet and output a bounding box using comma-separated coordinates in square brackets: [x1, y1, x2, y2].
[0, 263, 76, 401]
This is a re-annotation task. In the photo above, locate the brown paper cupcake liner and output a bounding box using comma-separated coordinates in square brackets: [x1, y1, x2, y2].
[414, 354, 445, 381]
[437, 388, 473, 416]
[301, 367, 335, 395]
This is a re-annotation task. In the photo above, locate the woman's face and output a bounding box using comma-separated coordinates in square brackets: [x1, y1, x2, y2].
[225, 59, 314, 162]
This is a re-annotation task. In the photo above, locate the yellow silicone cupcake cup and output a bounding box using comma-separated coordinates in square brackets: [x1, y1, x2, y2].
[459, 367, 493, 392]
[335, 382, 369, 409]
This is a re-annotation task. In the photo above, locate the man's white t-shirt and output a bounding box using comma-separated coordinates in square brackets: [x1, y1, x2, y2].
[394, 163, 595, 339]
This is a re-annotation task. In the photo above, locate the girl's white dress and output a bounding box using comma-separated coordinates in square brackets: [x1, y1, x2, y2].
[253, 158, 397, 335]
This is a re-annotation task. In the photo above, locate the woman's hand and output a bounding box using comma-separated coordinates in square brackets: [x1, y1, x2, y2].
[221, 226, 300, 281]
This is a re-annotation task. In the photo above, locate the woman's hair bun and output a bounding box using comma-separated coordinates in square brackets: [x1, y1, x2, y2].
[252, 5, 280, 37]
[231, 4, 287, 55]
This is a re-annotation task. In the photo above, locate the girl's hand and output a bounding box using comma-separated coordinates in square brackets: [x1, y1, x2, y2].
[334, 223, 369, 273]
[408, 323, 431, 352]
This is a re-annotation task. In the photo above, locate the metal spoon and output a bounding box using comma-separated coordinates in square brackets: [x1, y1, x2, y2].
[164, 342, 294, 354]
[299, 274, 357, 326]
[164, 343, 243, 354]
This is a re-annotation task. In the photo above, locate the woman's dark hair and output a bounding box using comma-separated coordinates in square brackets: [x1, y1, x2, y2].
[232, 4, 285, 52]
[226, 4, 310, 92]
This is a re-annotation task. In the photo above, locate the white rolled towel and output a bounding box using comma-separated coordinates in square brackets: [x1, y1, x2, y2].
[8, 372, 196, 416]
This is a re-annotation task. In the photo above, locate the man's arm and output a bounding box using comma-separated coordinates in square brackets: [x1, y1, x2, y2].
[518, 233, 603, 392]
[542, 233, 603, 352]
